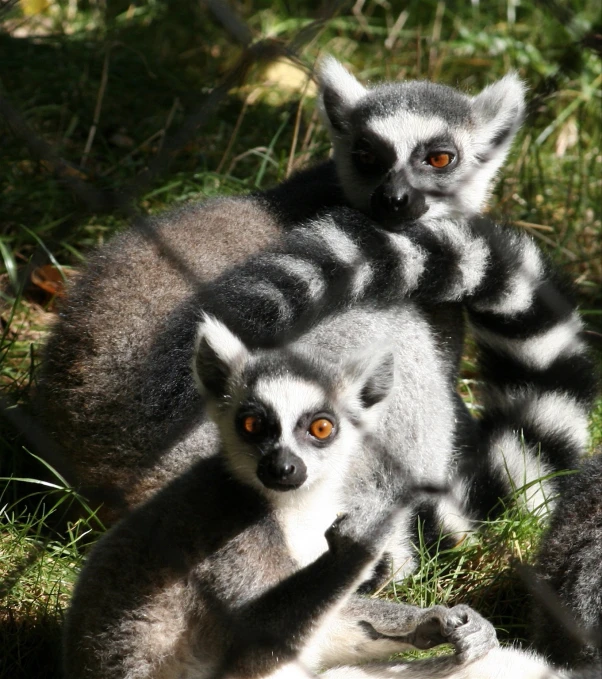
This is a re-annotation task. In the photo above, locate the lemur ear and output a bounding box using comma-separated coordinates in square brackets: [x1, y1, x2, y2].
[193, 315, 249, 398]
[343, 348, 395, 410]
[318, 56, 367, 134]
[470, 73, 527, 164]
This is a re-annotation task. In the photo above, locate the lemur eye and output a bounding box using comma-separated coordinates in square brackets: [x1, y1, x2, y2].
[353, 140, 377, 166]
[309, 418, 334, 440]
[243, 416, 263, 435]
[426, 152, 453, 168]
[356, 148, 376, 165]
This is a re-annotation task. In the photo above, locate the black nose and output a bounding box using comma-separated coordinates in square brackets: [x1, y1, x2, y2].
[257, 448, 307, 491]
[384, 191, 410, 212]
[279, 462, 296, 477]
[371, 183, 428, 229]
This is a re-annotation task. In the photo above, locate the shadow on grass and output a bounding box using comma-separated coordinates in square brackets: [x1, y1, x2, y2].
[0, 611, 63, 679]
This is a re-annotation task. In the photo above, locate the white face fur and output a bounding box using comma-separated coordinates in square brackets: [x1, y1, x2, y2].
[214, 373, 364, 497]
[318, 57, 526, 224]
[193, 315, 394, 500]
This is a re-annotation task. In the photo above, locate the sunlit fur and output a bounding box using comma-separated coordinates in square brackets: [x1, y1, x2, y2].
[39, 60, 594, 566]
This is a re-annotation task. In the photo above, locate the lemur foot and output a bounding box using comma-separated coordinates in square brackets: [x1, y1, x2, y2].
[366, 604, 497, 658]
[442, 604, 499, 664]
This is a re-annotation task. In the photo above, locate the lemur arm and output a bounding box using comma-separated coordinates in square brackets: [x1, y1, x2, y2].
[218, 511, 497, 678]
[217, 511, 396, 677]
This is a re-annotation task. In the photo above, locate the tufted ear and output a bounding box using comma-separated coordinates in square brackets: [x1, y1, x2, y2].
[318, 56, 367, 134]
[193, 315, 249, 398]
[470, 73, 527, 167]
[342, 348, 395, 411]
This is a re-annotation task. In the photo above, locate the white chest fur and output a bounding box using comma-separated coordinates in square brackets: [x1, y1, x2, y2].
[275, 482, 343, 568]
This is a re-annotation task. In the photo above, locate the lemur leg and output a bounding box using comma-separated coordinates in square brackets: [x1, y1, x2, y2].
[303, 597, 497, 669]
[319, 646, 574, 679]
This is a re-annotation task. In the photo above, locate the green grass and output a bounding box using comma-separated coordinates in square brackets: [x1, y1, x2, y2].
[1, 0, 601, 676]
[0, 451, 103, 679]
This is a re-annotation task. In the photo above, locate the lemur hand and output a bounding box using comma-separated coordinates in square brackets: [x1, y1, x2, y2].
[442, 604, 499, 664]
[325, 508, 399, 562]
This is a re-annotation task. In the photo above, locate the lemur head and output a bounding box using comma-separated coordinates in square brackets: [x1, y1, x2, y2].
[193, 315, 394, 498]
[318, 57, 526, 227]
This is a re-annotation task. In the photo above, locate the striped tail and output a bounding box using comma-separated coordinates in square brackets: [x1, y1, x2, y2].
[201, 206, 491, 347]
[389, 214, 597, 517]
[463, 217, 597, 516]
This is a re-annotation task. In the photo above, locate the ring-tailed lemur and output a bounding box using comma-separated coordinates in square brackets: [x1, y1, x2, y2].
[63, 316, 499, 679]
[39, 59, 594, 533]
[532, 452, 602, 669]
[58, 207, 596, 593]
[317, 57, 524, 223]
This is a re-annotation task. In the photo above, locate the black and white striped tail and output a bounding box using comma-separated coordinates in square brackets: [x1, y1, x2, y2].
[462, 217, 597, 516]
[201, 206, 490, 346]
[388, 214, 597, 517]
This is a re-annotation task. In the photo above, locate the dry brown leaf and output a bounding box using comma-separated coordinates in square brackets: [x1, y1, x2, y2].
[30, 264, 73, 299]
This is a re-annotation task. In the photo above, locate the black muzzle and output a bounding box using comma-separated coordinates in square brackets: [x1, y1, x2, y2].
[371, 181, 428, 230]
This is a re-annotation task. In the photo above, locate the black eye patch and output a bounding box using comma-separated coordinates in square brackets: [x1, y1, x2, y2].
[235, 400, 281, 444]
[351, 131, 396, 177]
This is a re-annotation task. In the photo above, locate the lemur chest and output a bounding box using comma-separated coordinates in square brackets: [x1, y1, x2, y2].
[276, 493, 343, 568]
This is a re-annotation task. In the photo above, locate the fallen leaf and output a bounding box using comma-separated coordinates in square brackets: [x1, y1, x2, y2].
[30, 264, 73, 299]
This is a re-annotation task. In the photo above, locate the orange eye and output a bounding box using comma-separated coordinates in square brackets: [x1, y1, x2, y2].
[309, 418, 334, 440]
[427, 152, 452, 168]
[243, 416, 262, 435]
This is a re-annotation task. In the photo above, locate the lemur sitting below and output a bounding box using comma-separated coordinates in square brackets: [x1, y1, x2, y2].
[63, 316, 498, 679]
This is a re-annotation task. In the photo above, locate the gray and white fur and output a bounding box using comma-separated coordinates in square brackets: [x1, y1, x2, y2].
[63, 318, 498, 679]
[532, 452, 602, 670]
[39, 59, 595, 542]
[318, 56, 526, 223]
[266, 647, 601, 679]
[194, 212, 597, 560]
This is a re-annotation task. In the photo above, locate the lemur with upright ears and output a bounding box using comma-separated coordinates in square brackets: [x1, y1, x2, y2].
[63, 316, 499, 679]
[40, 59, 596, 541]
